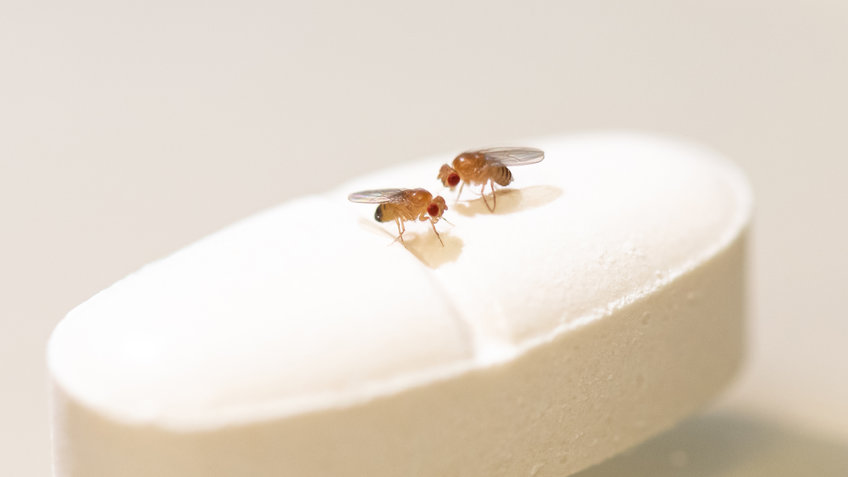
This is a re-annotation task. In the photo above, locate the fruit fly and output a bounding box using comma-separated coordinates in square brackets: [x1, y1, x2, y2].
[437, 147, 544, 212]
[348, 188, 448, 246]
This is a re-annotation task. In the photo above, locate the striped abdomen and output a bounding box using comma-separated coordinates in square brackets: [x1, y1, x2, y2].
[374, 203, 405, 222]
[490, 164, 513, 186]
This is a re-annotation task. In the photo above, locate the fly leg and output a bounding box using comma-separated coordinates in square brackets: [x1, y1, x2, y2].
[429, 219, 445, 247]
[481, 183, 494, 212]
[490, 180, 497, 212]
[455, 182, 465, 204]
[395, 218, 405, 243]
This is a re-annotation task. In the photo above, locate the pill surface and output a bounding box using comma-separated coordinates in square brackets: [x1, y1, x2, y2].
[48, 133, 752, 477]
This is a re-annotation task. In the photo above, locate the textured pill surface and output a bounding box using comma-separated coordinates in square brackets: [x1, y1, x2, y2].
[48, 132, 752, 477]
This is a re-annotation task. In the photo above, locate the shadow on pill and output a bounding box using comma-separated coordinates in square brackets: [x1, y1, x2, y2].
[356, 218, 463, 269]
[453, 185, 563, 217]
[402, 233, 462, 269]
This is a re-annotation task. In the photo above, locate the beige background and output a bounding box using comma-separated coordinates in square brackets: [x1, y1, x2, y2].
[2, 1, 847, 475]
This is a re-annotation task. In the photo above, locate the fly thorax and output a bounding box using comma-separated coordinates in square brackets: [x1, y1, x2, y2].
[454, 153, 488, 183]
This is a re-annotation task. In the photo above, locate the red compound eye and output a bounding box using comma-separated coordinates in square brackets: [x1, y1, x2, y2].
[448, 173, 460, 187]
[427, 204, 440, 217]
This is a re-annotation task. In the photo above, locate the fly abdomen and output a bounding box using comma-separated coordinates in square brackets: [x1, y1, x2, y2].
[374, 204, 385, 222]
[491, 165, 513, 186]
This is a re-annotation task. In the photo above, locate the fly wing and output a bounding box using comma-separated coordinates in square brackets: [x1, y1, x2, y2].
[478, 147, 544, 166]
[347, 188, 406, 204]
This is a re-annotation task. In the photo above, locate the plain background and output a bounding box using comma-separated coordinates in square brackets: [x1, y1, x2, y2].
[2, 1, 847, 475]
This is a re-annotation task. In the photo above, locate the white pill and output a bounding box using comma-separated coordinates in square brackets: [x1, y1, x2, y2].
[48, 133, 752, 477]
